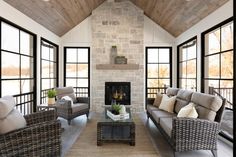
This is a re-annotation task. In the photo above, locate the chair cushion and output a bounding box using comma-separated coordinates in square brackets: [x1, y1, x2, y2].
[153, 93, 163, 107]
[159, 94, 176, 113]
[0, 96, 16, 119]
[146, 104, 159, 114]
[55, 86, 77, 103]
[151, 109, 176, 124]
[174, 89, 193, 113]
[177, 102, 198, 118]
[191, 92, 223, 121]
[72, 103, 89, 113]
[160, 117, 173, 137]
[166, 88, 179, 97]
[0, 109, 26, 134]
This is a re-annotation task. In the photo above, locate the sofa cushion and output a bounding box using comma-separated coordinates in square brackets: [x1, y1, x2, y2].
[56, 86, 77, 103]
[151, 109, 176, 124]
[166, 88, 179, 97]
[177, 102, 198, 118]
[146, 104, 159, 114]
[72, 103, 89, 113]
[191, 92, 223, 121]
[159, 94, 176, 113]
[0, 109, 26, 134]
[174, 89, 193, 113]
[0, 96, 16, 119]
[153, 93, 163, 107]
[160, 117, 173, 137]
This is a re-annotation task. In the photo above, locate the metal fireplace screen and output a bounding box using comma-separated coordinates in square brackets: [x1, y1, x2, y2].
[105, 82, 131, 105]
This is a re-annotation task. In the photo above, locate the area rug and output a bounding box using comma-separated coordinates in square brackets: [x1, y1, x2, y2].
[66, 114, 161, 157]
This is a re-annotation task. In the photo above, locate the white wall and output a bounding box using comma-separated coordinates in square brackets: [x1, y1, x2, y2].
[0, 1, 61, 105]
[175, 0, 233, 91]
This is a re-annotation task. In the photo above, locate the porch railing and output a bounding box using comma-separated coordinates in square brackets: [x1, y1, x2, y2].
[209, 86, 233, 109]
[13, 92, 35, 115]
[147, 86, 167, 98]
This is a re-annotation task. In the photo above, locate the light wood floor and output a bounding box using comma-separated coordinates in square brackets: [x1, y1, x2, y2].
[60, 112, 233, 157]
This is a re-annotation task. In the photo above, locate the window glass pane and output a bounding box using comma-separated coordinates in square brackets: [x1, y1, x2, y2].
[77, 49, 88, 62]
[66, 79, 77, 87]
[186, 60, 196, 78]
[221, 51, 233, 79]
[49, 48, 55, 61]
[187, 41, 196, 59]
[159, 79, 170, 87]
[20, 31, 33, 56]
[49, 62, 55, 78]
[66, 49, 77, 62]
[51, 79, 55, 88]
[181, 62, 187, 78]
[206, 55, 220, 78]
[42, 45, 49, 60]
[42, 79, 50, 90]
[1, 22, 19, 52]
[77, 64, 88, 77]
[2, 52, 20, 79]
[186, 79, 196, 90]
[21, 79, 33, 93]
[147, 49, 158, 63]
[147, 64, 158, 78]
[21, 56, 32, 78]
[42, 60, 50, 78]
[180, 79, 186, 89]
[158, 49, 169, 63]
[77, 79, 88, 87]
[66, 64, 77, 77]
[205, 29, 220, 55]
[221, 22, 233, 51]
[159, 64, 169, 78]
[2, 80, 20, 96]
[182, 46, 187, 61]
[147, 79, 158, 88]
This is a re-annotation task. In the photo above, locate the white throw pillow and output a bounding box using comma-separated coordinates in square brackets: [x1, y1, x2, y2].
[159, 94, 176, 113]
[0, 96, 16, 119]
[0, 109, 26, 134]
[177, 102, 198, 118]
[61, 96, 74, 106]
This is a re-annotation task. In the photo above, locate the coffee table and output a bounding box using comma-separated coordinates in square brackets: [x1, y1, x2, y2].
[97, 107, 135, 146]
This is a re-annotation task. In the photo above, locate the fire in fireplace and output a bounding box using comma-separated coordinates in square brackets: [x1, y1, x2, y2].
[105, 82, 131, 105]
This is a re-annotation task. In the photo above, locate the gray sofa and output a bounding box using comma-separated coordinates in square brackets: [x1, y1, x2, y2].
[146, 88, 226, 157]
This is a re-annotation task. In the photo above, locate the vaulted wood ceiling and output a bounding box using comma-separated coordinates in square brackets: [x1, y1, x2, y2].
[4, 0, 229, 37]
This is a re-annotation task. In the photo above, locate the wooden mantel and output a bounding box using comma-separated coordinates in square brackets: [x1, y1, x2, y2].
[96, 64, 139, 70]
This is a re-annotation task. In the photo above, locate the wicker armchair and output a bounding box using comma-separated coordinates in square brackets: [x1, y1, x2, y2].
[0, 110, 61, 157]
[55, 87, 90, 125]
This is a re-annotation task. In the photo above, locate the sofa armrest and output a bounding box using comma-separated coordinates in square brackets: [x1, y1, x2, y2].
[24, 110, 56, 125]
[172, 117, 219, 152]
[0, 120, 61, 156]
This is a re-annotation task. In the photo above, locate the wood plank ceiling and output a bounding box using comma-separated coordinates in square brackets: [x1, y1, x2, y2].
[3, 0, 229, 37]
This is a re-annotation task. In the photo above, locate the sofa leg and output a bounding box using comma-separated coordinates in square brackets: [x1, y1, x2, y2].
[211, 150, 217, 157]
[68, 120, 71, 125]
[173, 151, 176, 157]
[86, 113, 89, 118]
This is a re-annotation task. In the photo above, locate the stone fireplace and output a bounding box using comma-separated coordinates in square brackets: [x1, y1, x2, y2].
[91, 0, 144, 112]
[105, 82, 131, 105]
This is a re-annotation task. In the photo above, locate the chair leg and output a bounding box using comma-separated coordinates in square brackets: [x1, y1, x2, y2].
[86, 113, 89, 118]
[68, 120, 71, 125]
[211, 150, 217, 157]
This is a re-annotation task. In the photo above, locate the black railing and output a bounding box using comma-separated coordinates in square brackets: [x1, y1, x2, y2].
[147, 86, 167, 98]
[74, 87, 89, 97]
[13, 92, 34, 115]
[209, 86, 233, 109]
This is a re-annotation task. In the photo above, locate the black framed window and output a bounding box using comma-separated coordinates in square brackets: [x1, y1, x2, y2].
[177, 37, 197, 91]
[145, 47, 172, 99]
[40, 38, 58, 103]
[0, 19, 36, 115]
[202, 17, 233, 141]
[64, 47, 90, 97]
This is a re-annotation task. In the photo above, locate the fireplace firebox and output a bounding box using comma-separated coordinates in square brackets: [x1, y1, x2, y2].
[105, 82, 131, 105]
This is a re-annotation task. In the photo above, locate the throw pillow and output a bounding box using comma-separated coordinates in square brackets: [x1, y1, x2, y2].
[61, 96, 74, 106]
[159, 94, 176, 113]
[153, 93, 163, 107]
[0, 96, 16, 119]
[0, 109, 26, 134]
[177, 102, 198, 118]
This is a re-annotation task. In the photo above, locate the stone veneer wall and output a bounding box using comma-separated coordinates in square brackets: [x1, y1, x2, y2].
[91, 0, 144, 112]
